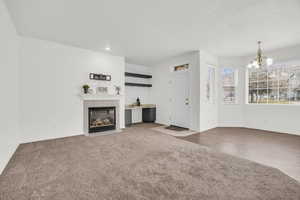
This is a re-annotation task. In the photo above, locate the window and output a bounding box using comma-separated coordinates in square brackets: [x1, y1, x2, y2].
[174, 64, 189, 71]
[222, 68, 237, 104]
[207, 67, 216, 103]
[248, 65, 300, 104]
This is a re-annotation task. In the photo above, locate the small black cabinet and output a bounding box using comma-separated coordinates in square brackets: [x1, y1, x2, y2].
[142, 108, 156, 123]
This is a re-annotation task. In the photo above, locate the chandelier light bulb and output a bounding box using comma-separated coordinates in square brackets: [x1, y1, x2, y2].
[247, 64, 252, 68]
[266, 58, 273, 66]
[253, 61, 259, 69]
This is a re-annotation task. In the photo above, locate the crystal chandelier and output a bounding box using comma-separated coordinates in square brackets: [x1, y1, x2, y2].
[247, 41, 273, 69]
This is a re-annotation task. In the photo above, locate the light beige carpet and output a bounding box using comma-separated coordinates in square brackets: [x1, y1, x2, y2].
[1, 125, 300, 200]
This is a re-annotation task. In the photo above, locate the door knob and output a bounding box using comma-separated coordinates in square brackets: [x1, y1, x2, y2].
[185, 98, 189, 105]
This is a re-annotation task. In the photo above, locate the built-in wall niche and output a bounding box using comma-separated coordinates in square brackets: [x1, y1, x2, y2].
[89, 73, 111, 81]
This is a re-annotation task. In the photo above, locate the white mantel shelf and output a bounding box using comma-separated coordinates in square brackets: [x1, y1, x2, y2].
[79, 94, 123, 101]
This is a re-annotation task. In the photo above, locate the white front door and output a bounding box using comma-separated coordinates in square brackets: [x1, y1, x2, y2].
[170, 69, 190, 128]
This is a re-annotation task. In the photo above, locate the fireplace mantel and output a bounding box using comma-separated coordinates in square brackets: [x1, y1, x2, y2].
[81, 94, 123, 135]
[80, 94, 123, 101]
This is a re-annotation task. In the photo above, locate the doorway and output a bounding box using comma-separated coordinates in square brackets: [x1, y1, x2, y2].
[170, 64, 190, 129]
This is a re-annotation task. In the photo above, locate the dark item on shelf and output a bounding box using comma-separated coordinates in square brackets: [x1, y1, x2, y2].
[89, 73, 111, 81]
[136, 98, 141, 106]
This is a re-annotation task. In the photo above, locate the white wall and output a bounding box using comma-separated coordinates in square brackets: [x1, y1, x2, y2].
[151, 51, 219, 132]
[242, 49, 300, 135]
[19, 37, 125, 143]
[151, 51, 201, 131]
[0, 0, 20, 173]
[244, 104, 300, 135]
[125, 63, 152, 105]
[199, 51, 219, 132]
[243, 63, 300, 136]
[219, 48, 300, 136]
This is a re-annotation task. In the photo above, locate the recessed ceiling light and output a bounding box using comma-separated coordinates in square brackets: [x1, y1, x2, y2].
[105, 46, 111, 51]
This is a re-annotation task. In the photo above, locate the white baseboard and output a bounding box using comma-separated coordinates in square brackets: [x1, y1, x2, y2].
[20, 132, 83, 144]
[217, 122, 245, 128]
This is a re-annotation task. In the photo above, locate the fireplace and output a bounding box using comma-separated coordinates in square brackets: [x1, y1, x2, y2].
[82, 97, 121, 135]
[88, 107, 116, 133]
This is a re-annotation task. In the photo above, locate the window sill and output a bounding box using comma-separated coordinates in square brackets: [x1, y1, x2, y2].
[246, 103, 300, 106]
[222, 103, 240, 105]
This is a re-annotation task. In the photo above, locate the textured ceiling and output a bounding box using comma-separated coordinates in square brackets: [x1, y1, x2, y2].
[5, 0, 300, 65]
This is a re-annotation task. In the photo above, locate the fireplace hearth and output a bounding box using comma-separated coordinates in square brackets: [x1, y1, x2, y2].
[88, 107, 116, 133]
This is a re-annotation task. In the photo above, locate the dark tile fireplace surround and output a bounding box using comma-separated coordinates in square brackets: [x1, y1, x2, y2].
[88, 107, 116, 133]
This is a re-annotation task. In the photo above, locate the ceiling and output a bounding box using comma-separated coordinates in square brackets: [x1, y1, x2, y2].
[5, 0, 300, 65]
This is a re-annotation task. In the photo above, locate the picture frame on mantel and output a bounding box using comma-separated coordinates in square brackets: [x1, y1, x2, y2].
[96, 87, 108, 94]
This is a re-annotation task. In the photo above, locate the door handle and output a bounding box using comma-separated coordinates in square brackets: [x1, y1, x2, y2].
[185, 98, 189, 105]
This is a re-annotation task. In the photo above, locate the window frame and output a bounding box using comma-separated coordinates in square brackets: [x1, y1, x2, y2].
[246, 64, 300, 106]
[207, 66, 216, 104]
[221, 67, 239, 105]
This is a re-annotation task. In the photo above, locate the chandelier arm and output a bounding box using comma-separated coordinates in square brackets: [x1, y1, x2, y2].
[247, 41, 273, 69]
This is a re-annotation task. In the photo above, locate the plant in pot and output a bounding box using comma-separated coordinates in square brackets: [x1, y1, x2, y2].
[82, 84, 90, 94]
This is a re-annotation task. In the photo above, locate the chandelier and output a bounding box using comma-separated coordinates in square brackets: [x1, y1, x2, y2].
[247, 41, 273, 69]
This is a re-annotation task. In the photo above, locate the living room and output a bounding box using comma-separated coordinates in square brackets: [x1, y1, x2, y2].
[1, 0, 300, 199]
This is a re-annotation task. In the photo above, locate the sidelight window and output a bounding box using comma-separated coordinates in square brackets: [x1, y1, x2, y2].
[221, 68, 238, 104]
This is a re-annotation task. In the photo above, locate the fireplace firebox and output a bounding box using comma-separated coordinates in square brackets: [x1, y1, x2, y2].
[88, 107, 116, 133]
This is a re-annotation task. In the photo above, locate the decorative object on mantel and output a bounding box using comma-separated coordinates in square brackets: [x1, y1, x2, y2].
[88, 87, 96, 94]
[89, 73, 111, 81]
[115, 85, 121, 95]
[247, 41, 274, 69]
[97, 87, 108, 94]
[82, 84, 90, 94]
